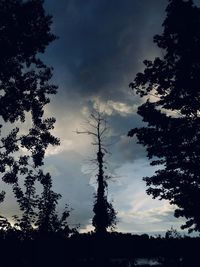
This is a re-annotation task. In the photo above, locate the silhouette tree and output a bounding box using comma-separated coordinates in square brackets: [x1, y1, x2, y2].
[36, 172, 76, 237]
[129, 0, 200, 233]
[77, 110, 117, 234]
[12, 173, 38, 234]
[0, 0, 60, 228]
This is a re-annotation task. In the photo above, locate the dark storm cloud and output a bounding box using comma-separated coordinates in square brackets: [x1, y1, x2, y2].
[114, 135, 147, 163]
[44, 0, 166, 101]
[105, 113, 147, 164]
[42, 0, 169, 169]
[39, 0, 193, 233]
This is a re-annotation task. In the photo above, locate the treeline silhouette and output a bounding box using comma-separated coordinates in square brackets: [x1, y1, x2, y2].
[0, 230, 199, 266]
[0, 0, 200, 266]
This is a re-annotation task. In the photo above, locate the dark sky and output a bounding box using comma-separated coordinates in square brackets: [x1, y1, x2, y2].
[4, 0, 200, 234]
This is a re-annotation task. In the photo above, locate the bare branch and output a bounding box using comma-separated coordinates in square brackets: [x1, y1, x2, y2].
[76, 130, 97, 137]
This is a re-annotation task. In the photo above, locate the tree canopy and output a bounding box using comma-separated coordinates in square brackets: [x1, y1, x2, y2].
[0, 0, 62, 233]
[129, 0, 200, 232]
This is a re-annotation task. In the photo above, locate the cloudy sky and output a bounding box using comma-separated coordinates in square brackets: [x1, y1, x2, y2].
[4, 0, 200, 235]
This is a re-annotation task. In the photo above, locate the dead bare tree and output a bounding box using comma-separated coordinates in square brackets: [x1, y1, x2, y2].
[76, 109, 117, 234]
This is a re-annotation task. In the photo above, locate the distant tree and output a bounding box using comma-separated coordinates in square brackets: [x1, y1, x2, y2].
[10, 171, 75, 239]
[36, 172, 76, 237]
[0, 0, 59, 228]
[77, 110, 117, 234]
[12, 173, 38, 234]
[129, 0, 200, 233]
[165, 227, 181, 239]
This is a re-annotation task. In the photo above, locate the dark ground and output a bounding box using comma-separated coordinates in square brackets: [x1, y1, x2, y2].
[0, 232, 199, 267]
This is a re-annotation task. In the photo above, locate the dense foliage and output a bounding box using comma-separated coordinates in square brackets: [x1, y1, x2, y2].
[0, 0, 72, 235]
[129, 0, 200, 232]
